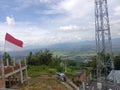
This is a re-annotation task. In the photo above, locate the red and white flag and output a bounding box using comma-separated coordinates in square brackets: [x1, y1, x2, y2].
[5, 33, 23, 50]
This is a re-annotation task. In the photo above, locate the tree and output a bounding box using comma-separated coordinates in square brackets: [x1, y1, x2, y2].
[49, 55, 62, 68]
[27, 49, 53, 66]
[114, 55, 120, 70]
[89, 56, 96, 69]
[3, 52, 11, 65]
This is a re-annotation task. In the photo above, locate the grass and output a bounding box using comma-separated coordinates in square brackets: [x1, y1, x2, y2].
[18, 65, 68, 90]
[64, 67, 78, 80]
[28, 65, 57, 77]
[19, 76, 68, 90]
[18, 65, 79, 90]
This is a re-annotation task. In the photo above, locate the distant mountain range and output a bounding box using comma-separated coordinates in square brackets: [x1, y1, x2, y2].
[8, 38, 120, 58]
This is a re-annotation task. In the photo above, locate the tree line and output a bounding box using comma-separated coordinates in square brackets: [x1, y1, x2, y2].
[2, 50, 120, 70]
[88, 54, 120, 70]
[26, 49, 61, 67]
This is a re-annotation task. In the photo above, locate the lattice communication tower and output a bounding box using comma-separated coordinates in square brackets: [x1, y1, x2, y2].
[95, 0, 114, 80]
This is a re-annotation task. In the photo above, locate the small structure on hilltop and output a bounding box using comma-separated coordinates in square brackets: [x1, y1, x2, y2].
[73, 70, 87, 84]
[108, 70, 120, 84]
[0, 58, 28, 89]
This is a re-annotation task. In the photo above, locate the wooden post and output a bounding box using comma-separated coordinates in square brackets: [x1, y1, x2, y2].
[8, 76, 11, 87]
[6, 58, 9, 66]
[14, 74, 18, 85]
[82, 82, 85, 90]
[24, 59, 28, 83]
[1, 38, 6, 88]
[19, 60, 23, 84]
[13, 58, 16, 66]
[25, 59, 28, 78]
[1, 59, 5, 88]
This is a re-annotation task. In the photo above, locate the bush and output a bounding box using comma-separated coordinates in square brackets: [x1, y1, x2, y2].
[48, 69, 56, 74]
[40, 65, 48, 70]
[56, 66, 64, 72]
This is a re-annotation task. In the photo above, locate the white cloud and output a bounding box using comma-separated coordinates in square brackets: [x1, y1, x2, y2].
[59, 25, 79, 31]
[33, 0, 94, 28]
[111, 20, 120, 25]
[0, 20, 94, 49]
[6, 16, 15, 26]
[15, 0, 54, 10]
[109, 20, 120, 38]
[114, 6, 120, 16]
[51, 0, 94, 19]
[0, 22, 81, 47]
[0, 0, 119, 49]
[14, 0, 38, 10]
[35, 0, 94, 21]
[39, 0, 53, 3]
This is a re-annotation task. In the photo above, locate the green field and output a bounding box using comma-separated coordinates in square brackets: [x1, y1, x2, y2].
[53, 51, 95, 57]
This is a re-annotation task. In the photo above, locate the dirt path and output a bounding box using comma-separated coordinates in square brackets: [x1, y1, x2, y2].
[60, 79, 79, 90]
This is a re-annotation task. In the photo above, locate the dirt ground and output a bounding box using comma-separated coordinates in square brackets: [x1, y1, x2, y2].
[19, 75, 68, 90]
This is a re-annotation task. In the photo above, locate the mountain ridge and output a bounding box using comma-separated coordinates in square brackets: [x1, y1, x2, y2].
[8, 38, 120, 58]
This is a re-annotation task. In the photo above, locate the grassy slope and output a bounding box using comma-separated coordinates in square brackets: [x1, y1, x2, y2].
[19, 66, 68, 90]
[28, 65, 57, 77]
[20, 76, 68, 90]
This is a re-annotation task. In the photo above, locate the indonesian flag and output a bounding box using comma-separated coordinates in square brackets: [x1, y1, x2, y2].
[5, 33, 23, 50]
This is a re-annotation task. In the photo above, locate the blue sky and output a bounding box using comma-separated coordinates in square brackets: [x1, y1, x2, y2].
[0, 0, 120, 49]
